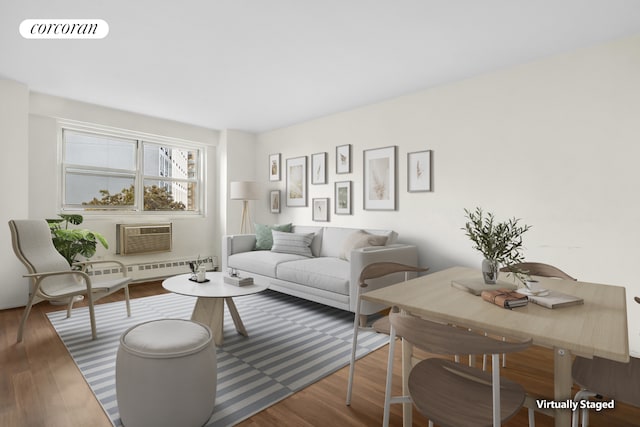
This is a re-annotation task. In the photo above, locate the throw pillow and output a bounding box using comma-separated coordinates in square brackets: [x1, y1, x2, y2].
[271, 230, 314, 257]
[254, 223, 292, 250]
[339, 230, 388, 261]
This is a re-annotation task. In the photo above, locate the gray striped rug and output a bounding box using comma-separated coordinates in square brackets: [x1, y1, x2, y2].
[47, 290, 389, 427]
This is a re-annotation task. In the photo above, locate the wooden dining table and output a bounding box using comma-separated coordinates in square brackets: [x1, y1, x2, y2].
[360, 266, 629, 427]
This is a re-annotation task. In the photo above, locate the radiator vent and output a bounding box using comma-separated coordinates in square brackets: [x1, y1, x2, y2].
[116, 223, 172, 255]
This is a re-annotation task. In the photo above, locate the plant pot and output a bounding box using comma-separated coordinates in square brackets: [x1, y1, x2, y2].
[482, 259, 499, 284]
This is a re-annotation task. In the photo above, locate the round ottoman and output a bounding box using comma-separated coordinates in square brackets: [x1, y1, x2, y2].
[116, 319, 217, 427]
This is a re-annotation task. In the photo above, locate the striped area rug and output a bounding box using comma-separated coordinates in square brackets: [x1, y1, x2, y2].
[47, 290, 389, 427]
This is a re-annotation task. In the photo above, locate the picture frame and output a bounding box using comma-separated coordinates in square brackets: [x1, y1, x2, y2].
[269, 190, 281, 213]
[269, 153, 281, 181]
[312, 198, 329, 222]
[311, 152, 327, 185]
[286, 156, 307, 207]
[334, 181, 352, 215]
[363, 145, 397, 211]
[336, 144, 351, 174]
[407, 150, 432, 192]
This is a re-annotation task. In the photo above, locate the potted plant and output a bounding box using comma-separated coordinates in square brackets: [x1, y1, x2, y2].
[47, 214, 109, 266]
[463, 207, 531, 284]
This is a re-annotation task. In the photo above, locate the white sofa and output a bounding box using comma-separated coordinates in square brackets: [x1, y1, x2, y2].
[222, 225, 420, 318]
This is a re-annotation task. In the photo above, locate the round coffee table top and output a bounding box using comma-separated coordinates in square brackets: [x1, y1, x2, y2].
[162, 272, 266, 298]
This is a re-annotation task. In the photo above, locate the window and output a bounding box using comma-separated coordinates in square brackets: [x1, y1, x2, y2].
[61, 126, 204, 214]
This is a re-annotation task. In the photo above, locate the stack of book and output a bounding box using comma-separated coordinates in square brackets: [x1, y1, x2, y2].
[223, 275, 254, 287]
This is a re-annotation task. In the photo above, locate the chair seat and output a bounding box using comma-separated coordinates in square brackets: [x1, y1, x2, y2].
[573, 355, 640, 407]
[43, 276, 131, 298]
[409, 358, 526, 427]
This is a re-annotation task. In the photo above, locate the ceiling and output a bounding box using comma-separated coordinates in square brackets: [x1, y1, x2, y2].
[2, 1, 640, 133]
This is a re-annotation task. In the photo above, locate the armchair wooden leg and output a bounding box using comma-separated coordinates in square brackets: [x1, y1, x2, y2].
[66, 296, 75, 318]
[17, 301, 35, 343]
[87, 294, 97, 340]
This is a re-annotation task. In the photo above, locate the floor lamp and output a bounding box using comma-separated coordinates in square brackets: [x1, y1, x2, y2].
[230, 181, 259, 234]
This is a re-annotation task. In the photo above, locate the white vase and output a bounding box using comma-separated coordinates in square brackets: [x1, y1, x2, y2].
[482, 259, 499, 284]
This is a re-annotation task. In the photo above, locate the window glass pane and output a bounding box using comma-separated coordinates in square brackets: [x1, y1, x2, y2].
[65, 131, 136, 170]
[143, 179, 197, 211]
[65, 173, 135, 207]
[143, 144, 198, 179]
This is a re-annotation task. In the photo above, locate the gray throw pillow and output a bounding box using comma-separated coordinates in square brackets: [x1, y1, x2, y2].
[271, 230, 314, 257]
[254, 223, 292, 250]
[339, 230, 388, 261]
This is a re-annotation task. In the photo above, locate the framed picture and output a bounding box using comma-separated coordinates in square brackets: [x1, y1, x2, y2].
[334, 181, 352, 215]
[269, 153, 281, 181]
[336, 144, 351, 174]
[363, 146, 397, 211]
[312, 198, 329, 222]
[311, 152, 327, 185]
[286, 156, 307, 207]
[270, 190, 281, 213]
[407, 150, 432, 192]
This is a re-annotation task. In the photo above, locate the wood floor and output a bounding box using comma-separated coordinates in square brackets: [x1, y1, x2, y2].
[1, 281, 638, 427]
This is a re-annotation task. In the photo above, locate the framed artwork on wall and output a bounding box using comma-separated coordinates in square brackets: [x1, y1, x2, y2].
[363, 145, 397, 211]
[312, 198, 329, 222]
[336, 144, 351, 174]
[407, 150, 432, 192]
[335, 181, 352, 215]
[311, 152, 327, 185]
[269, 153, 281, 181]
[270, 190, 281, 213]
[286, 156, 307, 207]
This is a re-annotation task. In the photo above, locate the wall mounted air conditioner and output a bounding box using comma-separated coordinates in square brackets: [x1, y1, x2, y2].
[116, 223, 172, 255]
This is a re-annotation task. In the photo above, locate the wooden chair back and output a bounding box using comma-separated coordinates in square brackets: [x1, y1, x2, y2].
[359, 262, 429, 288]
[500, 262, 576, 281]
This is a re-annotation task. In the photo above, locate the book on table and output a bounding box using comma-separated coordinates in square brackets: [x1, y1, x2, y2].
[223, 275, 254, 287]
[480, 288, 529, 309]
[526, 290, 584, 309]
[451, 276, 518, 296]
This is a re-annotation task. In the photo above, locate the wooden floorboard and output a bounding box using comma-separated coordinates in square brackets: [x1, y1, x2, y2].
[1, 281, 638, 426]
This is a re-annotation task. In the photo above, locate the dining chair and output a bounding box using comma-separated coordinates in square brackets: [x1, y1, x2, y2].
[494, 262, 577, 371]
[383, 311, 533, 427]
[9, 219, 132, 342]
[571, 296, 640, 427]
[345, 261, 428, 406]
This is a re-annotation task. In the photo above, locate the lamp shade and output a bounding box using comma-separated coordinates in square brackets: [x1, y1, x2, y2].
[229, 181, 259, 200]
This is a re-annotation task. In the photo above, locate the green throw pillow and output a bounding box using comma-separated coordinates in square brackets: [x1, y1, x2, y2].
[254, 223, 292, 250]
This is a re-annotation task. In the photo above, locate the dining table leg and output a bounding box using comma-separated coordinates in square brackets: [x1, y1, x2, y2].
[554, 347, 573, 427]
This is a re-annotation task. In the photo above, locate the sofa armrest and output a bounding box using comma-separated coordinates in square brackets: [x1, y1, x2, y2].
[349, 244, 420, 313]
[221, 234, 257, 271]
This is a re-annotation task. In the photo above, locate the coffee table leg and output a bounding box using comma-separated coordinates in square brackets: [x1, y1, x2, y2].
[225, 297, 248, 337]
[192, 297, 225, 346]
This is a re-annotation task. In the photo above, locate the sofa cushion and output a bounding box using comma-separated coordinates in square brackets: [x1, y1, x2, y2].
[228, 251, 307, 278]
[254, 223, 292, 250]
[271, 231, 314, 257]
[291, 225, 323, 257]
[320, 227, 397, 257]
[276, 257, 350, 295]
[339, 230, 388, 261]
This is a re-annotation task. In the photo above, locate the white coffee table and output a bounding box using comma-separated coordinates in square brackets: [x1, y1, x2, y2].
[162, 272, 267, 346]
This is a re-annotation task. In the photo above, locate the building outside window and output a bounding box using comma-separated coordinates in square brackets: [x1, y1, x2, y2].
[61, 126, 204, 214]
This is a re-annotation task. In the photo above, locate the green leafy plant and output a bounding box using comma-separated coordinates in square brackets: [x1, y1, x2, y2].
[463, 207, 531, 280]
[46, 214, 109, 266]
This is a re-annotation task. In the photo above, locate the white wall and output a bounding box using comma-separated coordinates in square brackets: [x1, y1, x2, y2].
[256, 35, 640, 355]
[27, 93, 221, 280]
[0, 79, 30, 308]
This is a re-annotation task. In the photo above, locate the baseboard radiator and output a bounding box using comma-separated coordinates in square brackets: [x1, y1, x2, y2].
[86, 256, 218, 282]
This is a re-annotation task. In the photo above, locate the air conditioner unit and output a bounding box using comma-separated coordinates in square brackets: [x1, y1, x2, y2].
[116, 223, 172, 255]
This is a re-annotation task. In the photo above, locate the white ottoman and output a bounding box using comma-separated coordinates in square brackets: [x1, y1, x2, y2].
[116, 319, 217, 427]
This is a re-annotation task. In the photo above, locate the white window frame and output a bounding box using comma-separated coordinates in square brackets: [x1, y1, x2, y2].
[58, 120, 206, 217]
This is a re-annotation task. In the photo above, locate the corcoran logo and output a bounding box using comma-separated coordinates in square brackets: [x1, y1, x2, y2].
[19, 19, 109, 39]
